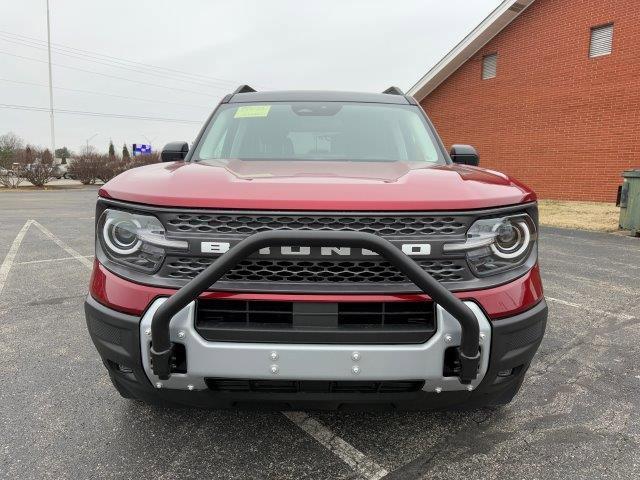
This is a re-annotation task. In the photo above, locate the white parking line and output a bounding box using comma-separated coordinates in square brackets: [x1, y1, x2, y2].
[24, 221, 388, 479]
[283, 411, 389, 480]
[15, 255, 94, 266]
[30, 220, 93, 269]
[14, 218, 629, 479]
[546, 296, 635, 320]
[0, 220, 34, 297]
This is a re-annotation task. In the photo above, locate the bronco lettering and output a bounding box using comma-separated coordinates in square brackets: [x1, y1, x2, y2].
[200, 242, 431, 256]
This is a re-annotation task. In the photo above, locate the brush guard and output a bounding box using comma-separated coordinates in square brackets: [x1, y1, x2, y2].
[150, 231, 481, 384]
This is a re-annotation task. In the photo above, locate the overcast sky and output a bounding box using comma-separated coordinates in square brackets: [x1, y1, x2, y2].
[0, 0, 501, 154]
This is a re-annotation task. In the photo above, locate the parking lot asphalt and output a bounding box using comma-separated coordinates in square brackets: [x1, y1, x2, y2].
[0, 188, 638, 480]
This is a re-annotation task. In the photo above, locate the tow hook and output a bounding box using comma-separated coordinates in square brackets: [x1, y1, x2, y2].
[458, 350, 481, 385]
[150, 346, 173, 380]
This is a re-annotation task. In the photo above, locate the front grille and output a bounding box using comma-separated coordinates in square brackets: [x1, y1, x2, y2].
[195, 299, 436, 344]
[162, 212, 468, 237]
[101, 202, 534, 294]
[163, 257, 470, 284]
[150, 209, 480, 293]
[197, 299, 435, 326]
[205, 379, 425, 394]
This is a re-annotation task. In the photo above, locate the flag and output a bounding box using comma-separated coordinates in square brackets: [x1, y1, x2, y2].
[133, 144, 152, 156]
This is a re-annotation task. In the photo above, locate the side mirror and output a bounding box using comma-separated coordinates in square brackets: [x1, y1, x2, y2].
[450, 144, 479, 166]
[161, 142, 189, 162]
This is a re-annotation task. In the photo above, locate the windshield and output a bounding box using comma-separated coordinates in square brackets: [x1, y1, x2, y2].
[193, 102, 444, 164]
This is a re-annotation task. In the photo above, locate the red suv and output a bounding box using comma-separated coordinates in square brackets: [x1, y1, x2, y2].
[85, 86, 547, 409]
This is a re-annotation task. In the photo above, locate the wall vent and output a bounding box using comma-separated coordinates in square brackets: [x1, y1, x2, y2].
[589, 24, 614, 58]
[482, 53, 498, 80]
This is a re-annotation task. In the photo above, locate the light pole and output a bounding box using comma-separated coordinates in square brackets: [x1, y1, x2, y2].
[141, 134, 156, 150]
[45, 0, 56, 156]
[85, 133, 99, 150]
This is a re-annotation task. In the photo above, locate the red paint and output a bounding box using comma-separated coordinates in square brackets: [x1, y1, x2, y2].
[90, 260, 543, 320]
[98, 160, 535, 211]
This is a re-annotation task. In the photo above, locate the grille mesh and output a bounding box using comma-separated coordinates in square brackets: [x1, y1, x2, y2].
[163, 257, 469, 283]
[205, 379, 425, 393]
[154, 211, 476, 290]
[196, 299, 435, 327]
[162, 213, 468, 237]
[88, 317, 122, 345]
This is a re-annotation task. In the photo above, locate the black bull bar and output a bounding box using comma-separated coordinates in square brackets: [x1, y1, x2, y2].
[150, 231, 481, 384]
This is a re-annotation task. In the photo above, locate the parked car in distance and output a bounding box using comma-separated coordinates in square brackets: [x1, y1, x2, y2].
[52, 163, 69, 179]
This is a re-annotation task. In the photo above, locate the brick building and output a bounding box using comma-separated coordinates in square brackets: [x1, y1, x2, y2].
[409, 0, 640, 202]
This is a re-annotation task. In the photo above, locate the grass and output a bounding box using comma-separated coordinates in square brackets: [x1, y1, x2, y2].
[538, 199, 620, 232]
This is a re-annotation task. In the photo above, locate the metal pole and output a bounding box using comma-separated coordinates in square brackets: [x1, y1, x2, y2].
[85, 133, 99, 150]
[46, 0, 56, 157]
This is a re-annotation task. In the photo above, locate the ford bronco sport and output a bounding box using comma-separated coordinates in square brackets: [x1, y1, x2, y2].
[85, 86, 547, 409]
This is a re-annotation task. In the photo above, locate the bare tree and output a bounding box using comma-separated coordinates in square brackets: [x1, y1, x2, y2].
[2, 137, 163, 189]
[0, 168, 23, 188]
[0, 132, 24, 168]
[96, 155, 127, 183]
[21, 147, 55, 187]
[128, 151, 160, 169]
[68, 146, 102, 185]
[0, 132, 25, 188]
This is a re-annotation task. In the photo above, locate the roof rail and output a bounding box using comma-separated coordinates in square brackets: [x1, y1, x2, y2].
[382, 86, 404, 95]
[233, 85, 257, 94]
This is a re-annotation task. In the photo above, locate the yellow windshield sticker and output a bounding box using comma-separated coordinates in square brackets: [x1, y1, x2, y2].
[234, 105, 271, 118]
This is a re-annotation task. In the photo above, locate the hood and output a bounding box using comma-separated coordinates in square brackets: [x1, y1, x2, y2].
[99, 160, 536, 211]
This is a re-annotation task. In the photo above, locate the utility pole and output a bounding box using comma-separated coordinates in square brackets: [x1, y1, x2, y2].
[46, 0, 56, 157]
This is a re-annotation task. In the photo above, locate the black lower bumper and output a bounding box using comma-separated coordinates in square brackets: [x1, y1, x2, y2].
[85, 296, 547, 410]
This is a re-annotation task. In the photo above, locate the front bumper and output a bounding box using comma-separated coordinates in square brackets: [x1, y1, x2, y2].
[85, 295, 547, 409]
[139, 298, 492, 392]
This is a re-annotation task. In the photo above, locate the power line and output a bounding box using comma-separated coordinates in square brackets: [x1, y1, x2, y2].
[0, 77, 210, 110]
[0, 35, 239, 90]
[0, 29, 252, 88]
[0, 103, 203, 124]
[0, 29, 246, 87]
[0, 50, 225, 98]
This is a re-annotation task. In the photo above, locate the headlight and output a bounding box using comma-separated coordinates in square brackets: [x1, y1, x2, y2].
[98, 209, 187, 273]
[490, 218, 531, 259]
[103, 217, 142, 255]
[443, 214, 536, 277]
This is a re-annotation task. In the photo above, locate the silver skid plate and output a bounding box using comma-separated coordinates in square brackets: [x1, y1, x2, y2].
[140, 299, 491, 392]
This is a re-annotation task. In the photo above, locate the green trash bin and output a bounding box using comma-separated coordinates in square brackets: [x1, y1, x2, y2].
[619, 169, 640, 236]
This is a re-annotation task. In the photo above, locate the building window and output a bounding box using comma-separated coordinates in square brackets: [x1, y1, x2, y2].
[589, 24, 614, 58]
[482, 53, 498, 80]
